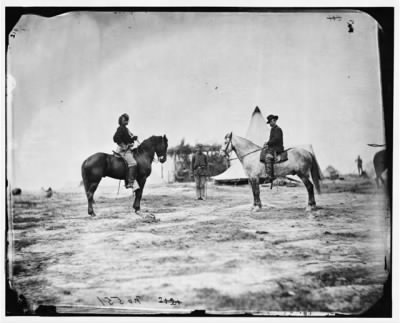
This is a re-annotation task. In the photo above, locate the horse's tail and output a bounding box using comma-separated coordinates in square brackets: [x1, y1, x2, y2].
[81, 159, 89, 197]
[373, 149, 387, 176]
[310, 152, 323, 194]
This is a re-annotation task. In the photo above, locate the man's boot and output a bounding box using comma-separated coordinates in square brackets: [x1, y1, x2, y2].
[264, 161, 276, 184]
[126, 166, 139, 190]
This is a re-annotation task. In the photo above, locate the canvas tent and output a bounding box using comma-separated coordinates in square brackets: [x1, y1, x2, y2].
[147, 157, 176, 184]
[323, 165, 340, 180]
[213, 107, 268, 184]
[211, 160, 248, 184]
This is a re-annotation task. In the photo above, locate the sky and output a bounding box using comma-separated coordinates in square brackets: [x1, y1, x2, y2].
[7, 10, 386, 189]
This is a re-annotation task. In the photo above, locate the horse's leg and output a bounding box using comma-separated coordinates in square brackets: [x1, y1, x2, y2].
[86, 180, 100, 217]
[376, 170, 386, 189]
[298, 174, 316, 211]
[375, 176, 380, 188]
[133, 177, 146, 213]
[379, 176, 386, 189]
[249, 177, 262, 210]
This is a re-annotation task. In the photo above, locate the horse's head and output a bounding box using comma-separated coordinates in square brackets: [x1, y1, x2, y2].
[155, 135, 168, 163]
[222, 132, 233, 157]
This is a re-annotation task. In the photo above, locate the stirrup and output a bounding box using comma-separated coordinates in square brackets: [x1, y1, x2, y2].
[131, 180, 140, 192]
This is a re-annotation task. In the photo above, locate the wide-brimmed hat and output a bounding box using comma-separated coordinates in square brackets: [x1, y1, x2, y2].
[266, 114, 279, 123]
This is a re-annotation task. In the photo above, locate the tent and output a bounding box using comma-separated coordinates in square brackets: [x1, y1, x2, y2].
[323, 165, 340, 180]
[147, 157, 176, 184]
[213, 107, 268, 184]
[212, 161, 248, 184]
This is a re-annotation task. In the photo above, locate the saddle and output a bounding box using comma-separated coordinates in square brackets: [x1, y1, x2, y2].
[112, 149, 138, 159]
[260, 148, 290, 164]
[275, 150, 289, 164]
[112, 150, 138, 169]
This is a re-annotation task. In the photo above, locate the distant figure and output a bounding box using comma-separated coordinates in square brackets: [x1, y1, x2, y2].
[11, 188, 22, 196]
[260, 114, 284, 184]
[355, 155, 363, 176]
[42, 187, 53, 198]
[347, 20, 354, 33]
[191, 145, 208, 200]
[113, 113, 139, 191]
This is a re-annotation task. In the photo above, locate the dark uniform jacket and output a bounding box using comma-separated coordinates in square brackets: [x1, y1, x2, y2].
[191, 153, 208, 176]
[267, 125, 284, 153]
[113, 126, 135, 146]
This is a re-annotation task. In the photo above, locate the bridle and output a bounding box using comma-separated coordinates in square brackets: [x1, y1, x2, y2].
[223, 132, 233, 159]
[155, 136, 168, 163]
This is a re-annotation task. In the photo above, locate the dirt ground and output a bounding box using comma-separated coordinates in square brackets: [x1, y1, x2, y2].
[8, 176, 390, 315]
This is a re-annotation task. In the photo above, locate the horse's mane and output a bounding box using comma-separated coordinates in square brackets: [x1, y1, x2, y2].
[137, 136, 163, 154]
[232, 133, 262, 149]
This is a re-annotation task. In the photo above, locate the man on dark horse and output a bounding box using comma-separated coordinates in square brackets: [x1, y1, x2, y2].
[261, 114, 284, 183]
[113, 113, 139, 191]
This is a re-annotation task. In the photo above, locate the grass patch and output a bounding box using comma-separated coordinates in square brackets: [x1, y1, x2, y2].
[13, 222, 41, 230]
[304, 266, 382, 287]
[217, 229, 257, 242]
[45, 225, 67, 231]
[14, 239, 37, 251]
[12, 216, 42, 224]
[14, 201, 38, 207]
[12, 255, 53, 277]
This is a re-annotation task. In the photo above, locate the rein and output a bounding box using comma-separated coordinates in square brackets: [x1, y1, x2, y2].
[228, 147, 262, 161]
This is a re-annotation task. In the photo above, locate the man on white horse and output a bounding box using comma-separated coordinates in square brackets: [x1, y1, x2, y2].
[261, 114, 284, 183]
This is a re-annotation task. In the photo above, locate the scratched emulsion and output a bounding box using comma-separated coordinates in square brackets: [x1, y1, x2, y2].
[9, 177, 389, 314]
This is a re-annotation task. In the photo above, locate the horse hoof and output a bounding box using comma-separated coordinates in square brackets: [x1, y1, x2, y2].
[146, 215, 158, 222]
[139, 213, 158, 223]
[251, 206, 262, 212]
[305, 205, 317, 212]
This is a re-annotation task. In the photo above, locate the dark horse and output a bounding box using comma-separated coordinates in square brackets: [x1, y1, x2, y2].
[81, 135, 168, 217]
[373, 149, 387, 188]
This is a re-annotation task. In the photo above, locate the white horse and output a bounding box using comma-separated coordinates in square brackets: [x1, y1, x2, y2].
[223, 132, 323, 211]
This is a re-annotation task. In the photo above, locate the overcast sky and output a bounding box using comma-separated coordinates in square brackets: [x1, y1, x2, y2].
[7, 10, 386, 189]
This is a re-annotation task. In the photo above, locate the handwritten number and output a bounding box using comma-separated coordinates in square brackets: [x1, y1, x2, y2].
[104, 297, 113, 305]
[99, 295, 181, 306]
[111, 296, 124, 304]
[98, 297, 104, 306]
[158, 296, 182, 305]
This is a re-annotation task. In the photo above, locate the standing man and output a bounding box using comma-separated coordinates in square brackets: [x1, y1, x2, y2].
[113, 113, 139, 191]
[191, 144, 208, 200]
[355, 155, 363, 176]
[261, 114, 284, 183]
